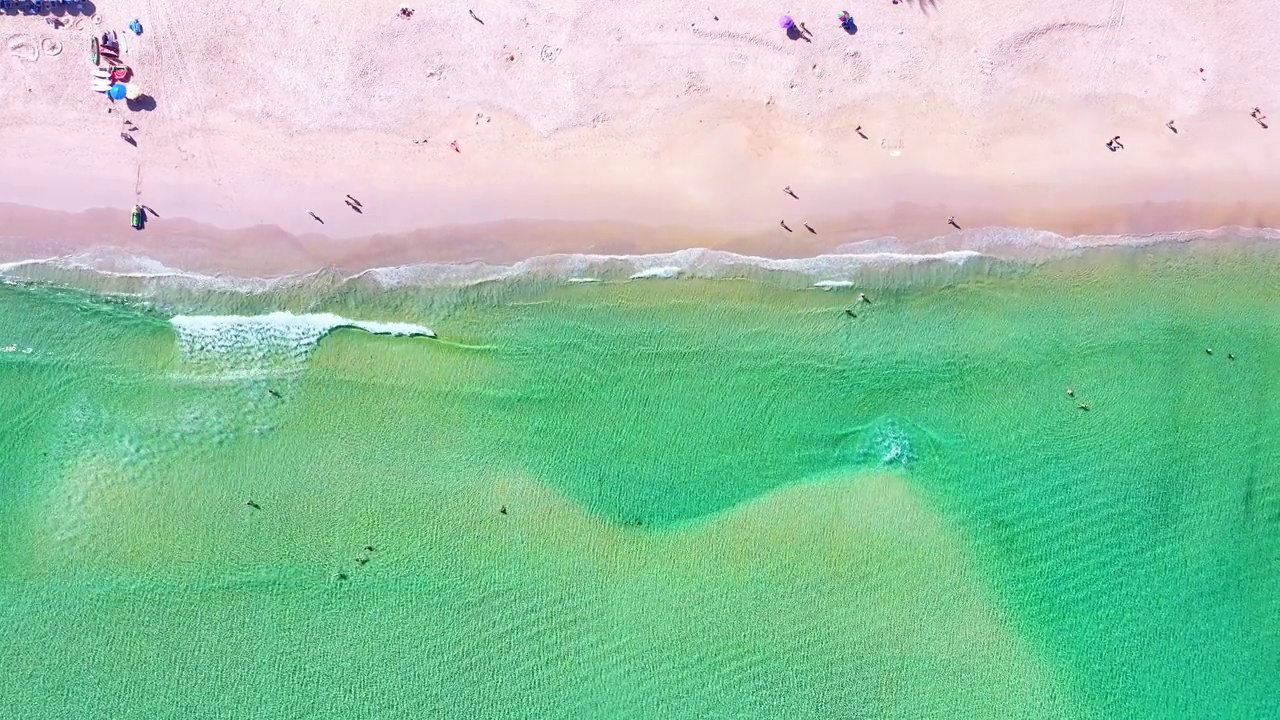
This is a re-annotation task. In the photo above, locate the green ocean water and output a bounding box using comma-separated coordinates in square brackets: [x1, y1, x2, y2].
[0, 243, 1277, 718]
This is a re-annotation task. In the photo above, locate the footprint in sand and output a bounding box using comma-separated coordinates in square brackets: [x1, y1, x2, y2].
[7, 36, 38, 62]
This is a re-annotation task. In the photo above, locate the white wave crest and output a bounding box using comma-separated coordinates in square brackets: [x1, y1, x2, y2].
[629, 266, 682, 280]
[170, 311, 434, 365]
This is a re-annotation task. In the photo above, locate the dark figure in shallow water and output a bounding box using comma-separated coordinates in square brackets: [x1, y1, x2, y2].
[843, 307, 856, 318]
[268, 389, 281, 399]
[363, 545, 376, 552]
[244, 500, 261, 510]
[499, 506, 508, 515]
[1228, 353, 1236, 360]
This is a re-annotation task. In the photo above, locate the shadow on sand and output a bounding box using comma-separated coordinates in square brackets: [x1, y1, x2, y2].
[126, 95, 157, 112]
[786, 25, 811, 43]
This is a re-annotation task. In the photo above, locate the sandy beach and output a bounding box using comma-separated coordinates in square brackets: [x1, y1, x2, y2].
[3, 0, 1279, 272]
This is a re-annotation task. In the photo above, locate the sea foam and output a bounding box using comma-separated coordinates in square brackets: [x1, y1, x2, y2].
[170, 312, 434, 366]
[1, 225, 1276, 297]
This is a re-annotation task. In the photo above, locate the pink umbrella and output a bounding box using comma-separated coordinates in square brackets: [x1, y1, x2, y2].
[779, 15, 794, 30]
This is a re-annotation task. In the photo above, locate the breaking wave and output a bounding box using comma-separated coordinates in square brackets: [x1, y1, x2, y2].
[0, 225, 1276, 298]
[169, 312, 435, 367]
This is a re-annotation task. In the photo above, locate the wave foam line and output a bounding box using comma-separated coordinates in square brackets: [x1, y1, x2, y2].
[170, 312, 434, 363]
[3, 225, 1277, 294]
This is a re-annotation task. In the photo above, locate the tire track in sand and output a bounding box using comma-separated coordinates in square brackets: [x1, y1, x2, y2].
[142, 0, 224, 190]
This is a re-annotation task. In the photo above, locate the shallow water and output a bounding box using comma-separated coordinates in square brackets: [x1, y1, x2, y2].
[1, 241, 1277, 718]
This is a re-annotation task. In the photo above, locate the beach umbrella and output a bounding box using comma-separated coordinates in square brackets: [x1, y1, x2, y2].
[107, 83, 126, 100]
[124, 84, 142, 100]
[779, 15, 794, 30]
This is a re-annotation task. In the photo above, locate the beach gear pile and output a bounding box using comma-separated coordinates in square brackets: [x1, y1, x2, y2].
[90, 28, 141, 102]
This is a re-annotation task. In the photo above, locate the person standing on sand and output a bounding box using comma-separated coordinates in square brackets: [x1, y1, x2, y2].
[308, 212, 324, 224]
[780, 220, 793, 232]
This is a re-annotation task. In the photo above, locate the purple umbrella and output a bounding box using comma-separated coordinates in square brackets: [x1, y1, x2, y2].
[779, 15, 794, 30]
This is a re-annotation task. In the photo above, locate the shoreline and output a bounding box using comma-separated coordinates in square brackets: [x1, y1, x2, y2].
[2, 212, 1276, 296]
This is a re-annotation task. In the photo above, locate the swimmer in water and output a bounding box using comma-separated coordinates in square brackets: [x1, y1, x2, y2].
[244, 500, 261, 510]
[1066, 387, 1074, 397]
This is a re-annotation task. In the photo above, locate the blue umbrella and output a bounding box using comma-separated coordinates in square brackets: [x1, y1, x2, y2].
[107, 83, 127, 100]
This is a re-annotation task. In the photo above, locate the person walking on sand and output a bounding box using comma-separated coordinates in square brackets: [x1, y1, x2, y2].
[780, 220, 793, 232]
[804, 222, 816, 234]
[308, 212, 324, 224]
[783, 186, 798, 199]
[948, 216, 960, 230]
[346, 194, 362, 207]
[1166, 120, 1177, 134]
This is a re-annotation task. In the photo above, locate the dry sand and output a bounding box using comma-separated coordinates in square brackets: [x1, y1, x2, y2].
[2, 0, 1279, 272]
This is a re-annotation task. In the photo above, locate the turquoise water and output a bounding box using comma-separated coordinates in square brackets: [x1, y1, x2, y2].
[1, 242, 1277, 718]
